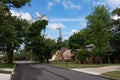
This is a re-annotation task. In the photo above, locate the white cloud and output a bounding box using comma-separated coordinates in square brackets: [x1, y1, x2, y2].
[47, 2, 54, 10]
[106, 0, 120, 8]
[35, 12, 40, 17]
[92, 0, 120, 10]
[50, 18, 84, 22]
[49, 17, 87, 28]
[47, 0, 80, 10]
[93, 0, 107, 6]
[47, 23, 66, 30]
[10, 10, 33, 22]
[112, 15, 120, 20]
[61, 1, 80, 10]
[62, 29, 78, 40]
[35, 12, 48, 20]
[71, 29, 78, 34]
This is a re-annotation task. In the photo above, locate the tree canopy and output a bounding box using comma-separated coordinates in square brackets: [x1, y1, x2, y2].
[0, 0, 31, 63]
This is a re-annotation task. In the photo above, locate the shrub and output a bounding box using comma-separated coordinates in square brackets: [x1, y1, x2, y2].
[76, 49, 90, 63]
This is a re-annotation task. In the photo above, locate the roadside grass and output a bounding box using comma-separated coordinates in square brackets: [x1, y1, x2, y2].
[0, 70, 12, 74]
[102, 71, 120, 79]
[49, 61, 120, 68]
[0, 63, 14, 68]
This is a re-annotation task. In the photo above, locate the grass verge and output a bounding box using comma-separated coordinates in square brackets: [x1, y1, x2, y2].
[49, 61, 120, 68]
[102, 71, 120, 79]
[0, 70, 12, 74]
[0, 63, 14, 68]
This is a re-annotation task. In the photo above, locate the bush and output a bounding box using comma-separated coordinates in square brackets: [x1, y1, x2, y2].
[76, 49, 90, 63]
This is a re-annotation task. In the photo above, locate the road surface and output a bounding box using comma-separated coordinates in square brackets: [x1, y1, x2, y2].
[11, 63, 116, 80]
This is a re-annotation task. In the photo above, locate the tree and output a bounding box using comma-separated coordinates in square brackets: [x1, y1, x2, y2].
[0, 0, 31, 63]
[0, 15, 29, 63]
[25, 19, 48, 63]
[79, 28, 92, 45]
[76, 49, 90, 63]
[44, 38, 56, 63]
[110, 8, 120, 62]
[86, 5, 111, 63]
[68, 32, 85, 50]
[62, 40, 69, 48]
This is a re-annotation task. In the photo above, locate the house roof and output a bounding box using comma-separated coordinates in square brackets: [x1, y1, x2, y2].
[85, 44, 95, 48]
[60, 47, 67, 53]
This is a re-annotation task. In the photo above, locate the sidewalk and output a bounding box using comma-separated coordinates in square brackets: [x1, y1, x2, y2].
[0, 74, 11, 80]
[71, 66, 120, 75]
[0, 68, 14, 80]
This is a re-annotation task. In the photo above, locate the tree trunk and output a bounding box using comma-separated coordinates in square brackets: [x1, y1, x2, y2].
[46, 58, 49, 63]
[100, 57, 103, 64]
[6, 45, 14, 64]
[108, 56, 111, 64]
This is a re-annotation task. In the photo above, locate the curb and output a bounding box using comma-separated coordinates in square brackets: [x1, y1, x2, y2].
[99, 75, 120, 80]
[9, 64, 16, 80]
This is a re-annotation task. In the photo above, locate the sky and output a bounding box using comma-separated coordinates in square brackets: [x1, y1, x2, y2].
[10, 0, 120, 40]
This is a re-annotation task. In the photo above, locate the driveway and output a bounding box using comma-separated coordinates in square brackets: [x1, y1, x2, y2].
[72, 66, 120, 75]
[11, 63, 116, 80]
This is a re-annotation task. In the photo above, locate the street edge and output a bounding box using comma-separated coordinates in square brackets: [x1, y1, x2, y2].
[9, 63, 16, 80]
[47, 64, 119, 80]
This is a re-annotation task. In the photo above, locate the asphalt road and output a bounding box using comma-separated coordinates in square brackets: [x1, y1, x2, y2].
[11, 63, 116, 80]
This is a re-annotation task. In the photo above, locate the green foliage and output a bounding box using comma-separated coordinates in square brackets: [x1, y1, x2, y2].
[14, 53, 26, 61]
[68, 32, 85, 50]
[0, 63, 14, 68]
[86, 5, 111, 60]
[3, 0, 31, 8]
[68, 28, 92, 50]
[62, 40, 69, 48]
[44, 38, 57, 63]
[110, 8, 120, 54]
[93, 47, 107, 57]
[25, 19, 48, 63]
[76, 49, 90, 63]
[112, 8, 120, 16]
[0, 0, 31, 63]
[110, 33, 120, 51]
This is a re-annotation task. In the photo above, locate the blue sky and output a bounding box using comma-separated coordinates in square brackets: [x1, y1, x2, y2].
[10, 0, 120, 40]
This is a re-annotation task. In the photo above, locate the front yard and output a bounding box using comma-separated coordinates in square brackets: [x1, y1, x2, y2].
[0, 63, 14, 74]
[49, 61, 120, 68]
[0, 70, 12, 74]
[102, 71, 120, 79]
[0, 63, 14, 68]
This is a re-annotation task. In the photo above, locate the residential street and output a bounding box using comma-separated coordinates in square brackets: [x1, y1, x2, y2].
[11, 63, 116, 80]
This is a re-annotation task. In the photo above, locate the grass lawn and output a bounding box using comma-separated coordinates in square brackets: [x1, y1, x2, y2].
[0, 63, 14, 68]
[49, 61, 120, 68]
[102, 71, 120, 79]
[0, 70, 12, 74]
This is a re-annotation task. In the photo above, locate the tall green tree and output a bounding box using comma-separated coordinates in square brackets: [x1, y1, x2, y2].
[110, 8, 120, 62]
[86, 5, 111, 63]
[68, 32, 85, 50]
[0, 0, 31, 63]
[68, 28, 91, 51]
[25, 19, 48, 63]
[44, 38, 56, 63]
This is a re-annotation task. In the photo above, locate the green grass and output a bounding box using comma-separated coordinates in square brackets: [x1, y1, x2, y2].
[102, 71, 120, 79]
[49, 61, 120, 68]
[0, 70, 12, 74]
[0, 63, 14, 68]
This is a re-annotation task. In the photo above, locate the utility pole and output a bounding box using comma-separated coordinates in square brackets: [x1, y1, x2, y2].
[57, 27, 62, 49]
